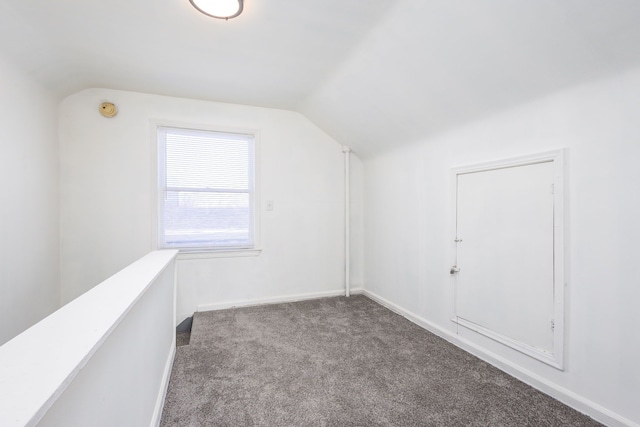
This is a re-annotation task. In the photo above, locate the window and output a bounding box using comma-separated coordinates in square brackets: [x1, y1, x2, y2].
[157, 126, 255, 251]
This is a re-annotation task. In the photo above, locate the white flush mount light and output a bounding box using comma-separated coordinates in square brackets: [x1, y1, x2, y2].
[189, 0, 244, 20]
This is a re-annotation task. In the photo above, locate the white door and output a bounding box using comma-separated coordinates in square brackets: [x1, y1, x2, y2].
[455, 161, 555, 356]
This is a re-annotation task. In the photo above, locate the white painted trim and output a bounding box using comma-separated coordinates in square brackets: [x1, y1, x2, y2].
[450, 148, 566, 369]
[177, 248, 262, 260]
[150, 342, 175, 427]
[362, 289, 637, 427]
[452, 317, 560, 369]
[197, 288, 364, 312]
[452, 149, 565, 175]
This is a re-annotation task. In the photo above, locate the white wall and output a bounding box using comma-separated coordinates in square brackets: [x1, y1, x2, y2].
[362, 68, 640, 426]
[59, 89, 352, 321]
[0, 57, 60, 346]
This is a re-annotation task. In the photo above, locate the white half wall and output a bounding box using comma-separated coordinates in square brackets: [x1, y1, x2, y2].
[36, 251, 176, 427]
[0, 250, 177, 427]
[362, 68, 640, 426]
[59, 89, 357, 321]
[0, 57, 60, 346]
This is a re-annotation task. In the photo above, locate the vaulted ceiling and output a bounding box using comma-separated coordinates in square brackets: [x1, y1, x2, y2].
[2, 0, 640, 156]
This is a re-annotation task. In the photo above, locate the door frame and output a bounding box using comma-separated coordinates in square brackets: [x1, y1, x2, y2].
[450, 149, 566, 369]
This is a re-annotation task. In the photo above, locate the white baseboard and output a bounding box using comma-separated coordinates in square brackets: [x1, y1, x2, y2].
[361, 289, 637, 427]
[197, 288, 362, 312]
[150, 342, 175, 427]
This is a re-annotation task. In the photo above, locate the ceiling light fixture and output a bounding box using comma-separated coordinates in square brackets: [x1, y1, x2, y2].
[189, 0, 244, 20]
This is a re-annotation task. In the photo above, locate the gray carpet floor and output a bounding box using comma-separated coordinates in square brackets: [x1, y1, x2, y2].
[161, 295, 601, 426]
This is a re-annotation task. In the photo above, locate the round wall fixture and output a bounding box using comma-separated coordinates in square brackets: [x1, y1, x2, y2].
[99, 102, 117, 118]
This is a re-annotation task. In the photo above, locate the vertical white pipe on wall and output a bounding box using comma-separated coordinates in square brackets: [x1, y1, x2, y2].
[342, 146, 351, 297]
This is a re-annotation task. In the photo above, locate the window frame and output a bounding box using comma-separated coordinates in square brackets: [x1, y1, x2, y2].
[153, 122, 260, 256]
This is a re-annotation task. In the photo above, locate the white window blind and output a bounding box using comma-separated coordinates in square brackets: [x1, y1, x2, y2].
[157, 126, 255, 250]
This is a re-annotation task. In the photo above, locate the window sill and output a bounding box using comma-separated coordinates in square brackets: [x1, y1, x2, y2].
[176, 248, 262, 260]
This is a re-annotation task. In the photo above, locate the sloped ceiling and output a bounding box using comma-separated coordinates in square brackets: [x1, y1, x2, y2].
[301, 0, 640, 156]
[2, 0, 640, 156]
[0, 0, 394, 108]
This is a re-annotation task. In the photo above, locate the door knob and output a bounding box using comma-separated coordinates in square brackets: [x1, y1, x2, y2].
[450, 266, 460, 275]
